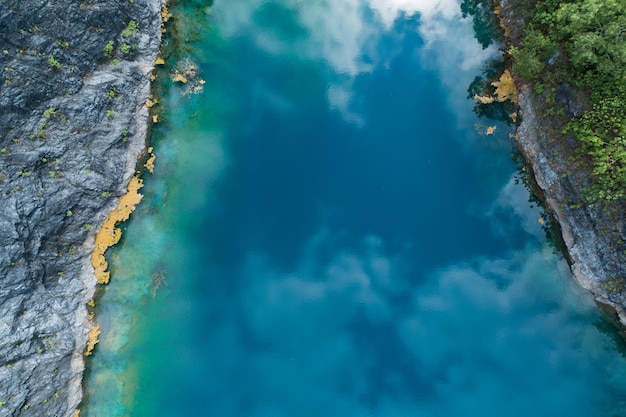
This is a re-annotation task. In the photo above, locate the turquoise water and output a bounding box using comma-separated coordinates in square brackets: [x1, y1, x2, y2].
[84, 1, 626, 416]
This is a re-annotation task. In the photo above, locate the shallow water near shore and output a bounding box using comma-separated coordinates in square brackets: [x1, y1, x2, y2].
[84, 0, 626, 416]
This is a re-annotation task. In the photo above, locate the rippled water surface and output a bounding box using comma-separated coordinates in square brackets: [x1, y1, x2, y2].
[85, 1, 626, 416]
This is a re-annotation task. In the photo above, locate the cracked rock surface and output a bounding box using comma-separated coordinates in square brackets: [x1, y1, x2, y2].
[0, 0, 162, 415]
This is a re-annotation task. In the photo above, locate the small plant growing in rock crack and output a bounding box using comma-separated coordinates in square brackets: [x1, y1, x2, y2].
[43, 107, 55, 118]
[48, 56, 61, 69]
[122, 20, 137, 38]
[107, 88, 119, 99]
[105, 109, 114, 118]
[84, 224, 92, 231]
[119, 43, 132, 54]
[103, 40, 114, 58]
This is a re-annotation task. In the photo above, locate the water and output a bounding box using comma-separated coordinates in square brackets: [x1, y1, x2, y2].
[84, 1, 626, 416]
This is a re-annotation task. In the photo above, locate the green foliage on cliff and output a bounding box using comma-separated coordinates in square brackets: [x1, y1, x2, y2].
[513, 0, 626, 203]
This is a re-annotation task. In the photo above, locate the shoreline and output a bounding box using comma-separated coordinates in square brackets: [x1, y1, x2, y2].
[495, 0, 626, 331]
[72, 3, 166, 415]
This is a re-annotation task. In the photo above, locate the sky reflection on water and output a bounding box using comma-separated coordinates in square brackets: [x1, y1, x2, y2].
[84, 1, 626, 416]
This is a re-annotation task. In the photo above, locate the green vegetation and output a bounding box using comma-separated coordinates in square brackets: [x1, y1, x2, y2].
[119, 42, 132, 54]
[43, 107, 55, 118]
[48, 56, 61, 69]
[511, 0, 626, 204]
[122, 20, 137, 38]
[602, 277, 626, 293]
[107, 88, 119, 99]
[103, 40, 114, 58]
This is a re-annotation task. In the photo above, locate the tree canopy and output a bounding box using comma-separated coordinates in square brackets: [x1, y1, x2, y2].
[512, 0, 626, 204]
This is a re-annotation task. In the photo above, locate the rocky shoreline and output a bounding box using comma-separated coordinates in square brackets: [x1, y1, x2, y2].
[0, 1, 162, 416]
[496, 0, 626, 330]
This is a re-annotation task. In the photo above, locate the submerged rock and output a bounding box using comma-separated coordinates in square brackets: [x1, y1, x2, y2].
[0, 0, 163, 415]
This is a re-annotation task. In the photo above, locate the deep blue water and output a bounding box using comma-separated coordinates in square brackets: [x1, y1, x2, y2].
[84, 1, 626, 416]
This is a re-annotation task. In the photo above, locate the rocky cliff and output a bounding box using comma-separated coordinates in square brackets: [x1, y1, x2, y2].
[497, 0, 626, 328]
[0, 0, 162, 416]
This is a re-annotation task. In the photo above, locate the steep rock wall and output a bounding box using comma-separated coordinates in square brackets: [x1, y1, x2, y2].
[497, 0, 626, 328]
[0, 0, 163, 415]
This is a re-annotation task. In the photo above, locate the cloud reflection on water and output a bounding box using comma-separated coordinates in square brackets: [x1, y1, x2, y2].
[215, 0, 497, 125]
[200, 224, 626, 417]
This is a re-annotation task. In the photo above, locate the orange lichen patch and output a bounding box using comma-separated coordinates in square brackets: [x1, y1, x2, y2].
[85, 325, 101, 356]
[144, 147, 156, 174]
[486, 126, 497, 135]
[492, 70, 518, 103]
[155, 57, 165, 65]
[91, 176, 144, 284]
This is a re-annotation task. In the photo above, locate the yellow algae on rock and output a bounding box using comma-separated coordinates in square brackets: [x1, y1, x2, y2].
[84, 324, 101, 356]
[473, 94, 496, 104]
[493, 6, 510, 37]
[144, 147, 156, 174]
[155, 57, 165, 65]
[161, 5, 173, 23]
[492, 70, 518, 103]
[171, 73, 187, 83]
[473, 70, 519, 105]
[145, 97, 159, 108]
[73, 410, 80, 417]
[91, 176, 144, 284]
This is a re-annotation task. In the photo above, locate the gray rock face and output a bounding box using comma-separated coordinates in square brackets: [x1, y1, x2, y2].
[497, 1, 626, 328]
[0, 1, 162, 416]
